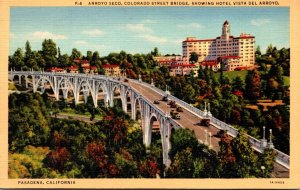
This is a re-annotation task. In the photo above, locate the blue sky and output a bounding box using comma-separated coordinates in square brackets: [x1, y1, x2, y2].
[10, 7, 289, 56]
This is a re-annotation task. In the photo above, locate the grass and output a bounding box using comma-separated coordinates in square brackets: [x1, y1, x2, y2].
[213, 70, 290, 86]
[213, 70, 248, 81]
[8, 82, 17, 90]
[61, 108, 103, 120]
[283, 76, 290, 86]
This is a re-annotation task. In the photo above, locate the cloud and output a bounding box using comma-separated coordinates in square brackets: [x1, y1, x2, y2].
[91, 44, 106, 49]
[74, 40, 88, 45]
[140, 34, 168, 43]
[31, 31, 67, 40]
[177, 23, 204, 29]
[142, 19, 157, 24]
[81, 29, 105, 36]
[73, 40, 105, 50]
[250, 19, 271, 26]
[126, 24, 152, 33]
[10, 33, 17, 39]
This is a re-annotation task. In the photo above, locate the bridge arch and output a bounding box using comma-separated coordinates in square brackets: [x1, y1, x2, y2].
[57, 77, 75, 101]
[96, 81, 110, 107]
[76, 79, 93, 104]
[111, 83, 123, 108]
[34, 76, 55, 95]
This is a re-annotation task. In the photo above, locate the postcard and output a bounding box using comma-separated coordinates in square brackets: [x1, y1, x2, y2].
[0, 0, 299, 188]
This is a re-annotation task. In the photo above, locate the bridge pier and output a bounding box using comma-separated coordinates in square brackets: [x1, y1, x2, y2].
[25, 77, 28, 88]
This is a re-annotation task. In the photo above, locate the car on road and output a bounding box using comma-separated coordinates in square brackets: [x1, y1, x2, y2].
[200, 118, 210, 127]
[162, 95, 168, 102]
[176, 106, 183, 112]
[215, 130, 227, 138]
[153, 100, 160, 104]
[169, 101, 177, 108]
[170, 110, 180, 120]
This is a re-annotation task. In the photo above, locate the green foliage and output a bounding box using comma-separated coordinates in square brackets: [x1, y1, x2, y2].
[9, 146, 50, 178]
[169, 128, 198, 159]
[231, 130, 258, 177]
[115, 149, 138, 177]
[70, 48, 82, 61]
[42, 39, 58, 67]
[245, 69, 261, 101]
[9, 93, 50, 151]
[189, 52, 199, 63]
[168, 148, 194, 178]
[9, 48, 25, 70]
[256, 148, 277, 177]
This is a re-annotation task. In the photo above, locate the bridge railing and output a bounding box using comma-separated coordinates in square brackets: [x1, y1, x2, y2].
[275, 149, 290, 169]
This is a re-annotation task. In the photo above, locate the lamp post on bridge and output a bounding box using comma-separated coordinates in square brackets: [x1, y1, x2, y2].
[151, 78, 154, 87]
[207, 102, 212, 117]
[138, 74, 142, 83]
[209, 132, 212, 149]
[204, 129, 208, 145]
[204, 101, 207, 116]
[261, 126, 268, 148]
[165, 85, 170, 95]
[268, 129, 274, 149]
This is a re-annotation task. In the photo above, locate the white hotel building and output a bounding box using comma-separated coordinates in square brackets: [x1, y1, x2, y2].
[182, 20, 255, 71]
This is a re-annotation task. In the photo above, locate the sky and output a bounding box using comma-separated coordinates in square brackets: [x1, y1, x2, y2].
[10, 7, 289, 56]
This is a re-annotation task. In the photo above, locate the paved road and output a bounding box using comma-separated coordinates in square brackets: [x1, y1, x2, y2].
[52, 113, 101, 123]
[129, 81, 289, 178]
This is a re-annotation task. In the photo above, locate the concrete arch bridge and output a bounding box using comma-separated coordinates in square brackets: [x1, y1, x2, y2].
[9, 71, 290, 176]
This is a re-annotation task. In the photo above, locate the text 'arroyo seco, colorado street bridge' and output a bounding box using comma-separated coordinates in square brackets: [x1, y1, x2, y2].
[9, 70, 290, 173]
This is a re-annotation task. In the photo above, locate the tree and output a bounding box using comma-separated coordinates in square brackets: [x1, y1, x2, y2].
[182, 84, 195, 103]
[245, 69, 261, 100]
[45, 147, 70, 172]
[9, 146, 51, 178]
[151, 47, 159, 56]
[25, 41, 32, 63]
[25, 51, 39, 70]
[86, 51, 93, 61]
[85, 142, 109, 177]
[10, 48, 25, 70]
[58, 54, 70, 67]
[170, 128, 198, 159]
[70, 48, 82, 61]
[219, 61, 225, 85]
[115, 149, 138, 177]
[256, 148, 277, 177]
[35, 51, 46, 69]
[218, 133, 237, 177]
[136, 55, 146, 69]
[167, 148, 194, 178]
[255, 45, 262, 57]
[231, 130, 258, 177]
[42, 39, 58, 67]
[91, 51, 101, 68]
[139, 157, 160, 178]
[189, 52, 198, 64]
[266, 44, 279, 59]
[198, 65, 204, 80]
[232, 76, 245, 92]
[9, 93, 50, 151]
[269, 65, 284, 85]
